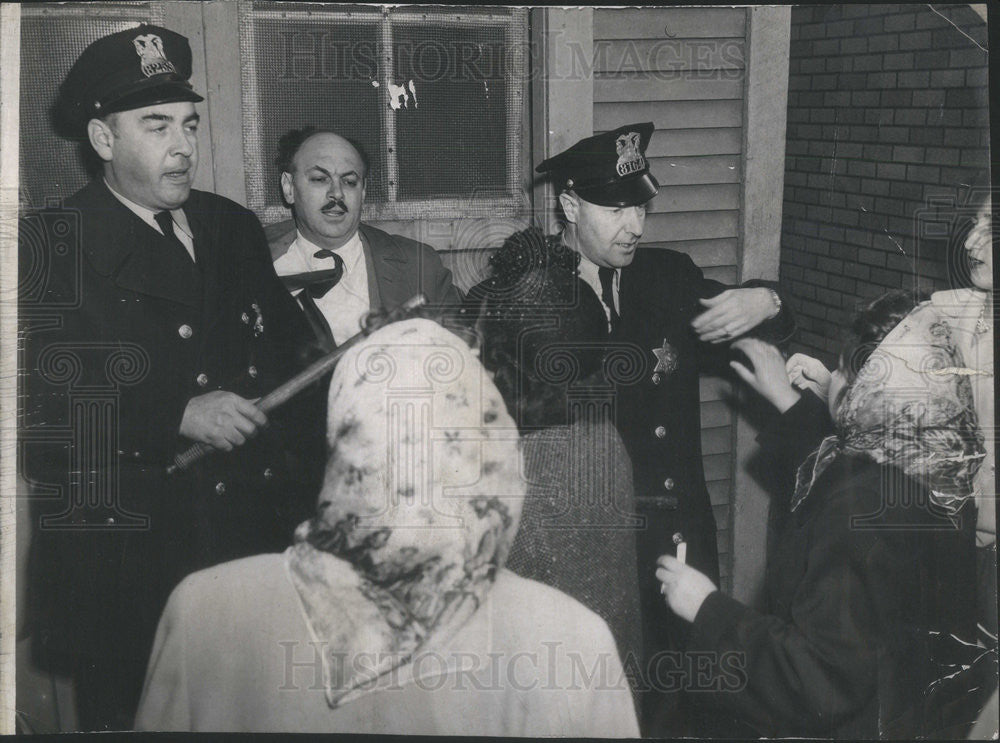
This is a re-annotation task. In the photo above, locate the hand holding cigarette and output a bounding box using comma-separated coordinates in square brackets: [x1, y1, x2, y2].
[656, 551, 718, 623]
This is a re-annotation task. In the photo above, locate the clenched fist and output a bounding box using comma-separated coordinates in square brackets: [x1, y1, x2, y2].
[785, 352, 833, 403]
[179, 391, 268, 452]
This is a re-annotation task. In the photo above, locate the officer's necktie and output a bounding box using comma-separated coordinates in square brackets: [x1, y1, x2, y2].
[598, 266, 620, 333]
[154, 210, 195, 264]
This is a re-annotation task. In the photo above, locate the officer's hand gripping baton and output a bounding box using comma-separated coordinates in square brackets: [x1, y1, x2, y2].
[166, 294, 427, 475]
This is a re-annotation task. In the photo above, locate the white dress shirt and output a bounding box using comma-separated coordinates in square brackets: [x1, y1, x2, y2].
[105, 179, 196, 261]
[273, 230, 370, 345]
[576, 252, 619, 333]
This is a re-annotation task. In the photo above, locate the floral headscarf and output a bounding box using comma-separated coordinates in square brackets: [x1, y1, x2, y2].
[792, 301, 985, 513]
[285, 318, 523, 708]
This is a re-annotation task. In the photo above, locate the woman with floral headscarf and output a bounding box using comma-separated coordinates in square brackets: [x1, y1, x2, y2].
[788, 182, 997, 732]
[656, 291, 984, 738]
[135, 318, 638, 735]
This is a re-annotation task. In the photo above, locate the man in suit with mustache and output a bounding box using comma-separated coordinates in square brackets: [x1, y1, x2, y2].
[270, 127, 462, 351]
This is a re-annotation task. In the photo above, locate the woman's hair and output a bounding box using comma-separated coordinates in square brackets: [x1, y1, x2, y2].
[479, 296, 608, 432]
[470, 229, 608, 432]
[837, 289, 928, 386]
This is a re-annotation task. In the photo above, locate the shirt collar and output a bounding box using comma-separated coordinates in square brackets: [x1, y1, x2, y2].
[571, 243, 618, 284]
[103, 178, 193, 240]
[561, 233, 618, 280]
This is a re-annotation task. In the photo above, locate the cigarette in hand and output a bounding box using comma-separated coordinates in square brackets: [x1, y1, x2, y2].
[672, 532, 687, 564]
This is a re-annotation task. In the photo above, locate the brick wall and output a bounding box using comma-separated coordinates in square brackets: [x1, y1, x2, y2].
[780, 4, 989, 365]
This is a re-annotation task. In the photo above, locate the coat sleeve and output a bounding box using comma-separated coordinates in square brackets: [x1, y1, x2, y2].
[135, 582, 192, 731]
[756, 389, 834, 497]
[686, 486, 894, 736]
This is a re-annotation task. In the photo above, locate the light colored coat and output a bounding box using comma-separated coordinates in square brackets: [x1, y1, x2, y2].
[136, 553, 639, 736]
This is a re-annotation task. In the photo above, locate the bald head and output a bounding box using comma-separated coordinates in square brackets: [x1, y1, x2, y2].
[280, 130, 368, 250]
[276, 126, 370, 181]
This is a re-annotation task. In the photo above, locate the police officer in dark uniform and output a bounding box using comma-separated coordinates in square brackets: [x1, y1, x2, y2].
[19, 26, 321, 730]
[527, 123, 794, 734]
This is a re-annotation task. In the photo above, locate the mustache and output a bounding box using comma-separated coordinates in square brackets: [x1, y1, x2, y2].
[321, 198, 348, 213]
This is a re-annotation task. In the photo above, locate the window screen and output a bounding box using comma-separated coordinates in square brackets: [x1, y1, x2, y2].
[241, 3, 527, 225]
[392, 15, 511, 201]
[19, 3, 164, 211]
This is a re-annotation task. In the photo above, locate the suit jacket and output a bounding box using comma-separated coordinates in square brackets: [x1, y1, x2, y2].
[268, 222, 462, 352]
[19, 180, 319, 664]
[689, 391, 979, 738]
[136, 555, 639, 736]
[612, 248, 794, 672]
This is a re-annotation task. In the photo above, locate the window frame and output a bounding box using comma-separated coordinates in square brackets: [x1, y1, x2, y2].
[239, 3, 528, 226]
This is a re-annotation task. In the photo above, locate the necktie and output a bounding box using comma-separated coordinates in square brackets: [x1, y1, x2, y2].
[278, 251, 345, 299]
[154, 210, 194, 264]
[307, 250, 345, 299]
[279, 250, 345, 297]
[598, 266, 620, 333]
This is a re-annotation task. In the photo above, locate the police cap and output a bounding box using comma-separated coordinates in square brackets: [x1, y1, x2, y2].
[536, 122, 659, 207]
[58, 24, 203, 132]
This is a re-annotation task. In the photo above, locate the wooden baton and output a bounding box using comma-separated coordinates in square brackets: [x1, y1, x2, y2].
[166, 294, 427, 475]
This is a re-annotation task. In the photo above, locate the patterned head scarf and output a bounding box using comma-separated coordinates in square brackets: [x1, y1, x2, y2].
[792, 301, 985, 513]
[285, 318, 523, 708]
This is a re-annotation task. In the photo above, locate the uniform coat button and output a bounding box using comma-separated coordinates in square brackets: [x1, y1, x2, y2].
[248, 365, 258, 379]
[263, 467, 274, 480]
[663, 477, 675, 490]
[215, 481, 226, 495]
[178, 324, 193, 339]
[196, 373, 209, 387]
[654, 425, 667, 439]
[105, 517, 116, 525]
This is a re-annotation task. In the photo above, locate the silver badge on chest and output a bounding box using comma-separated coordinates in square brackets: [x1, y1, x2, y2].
[651, 338, 678, 384]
